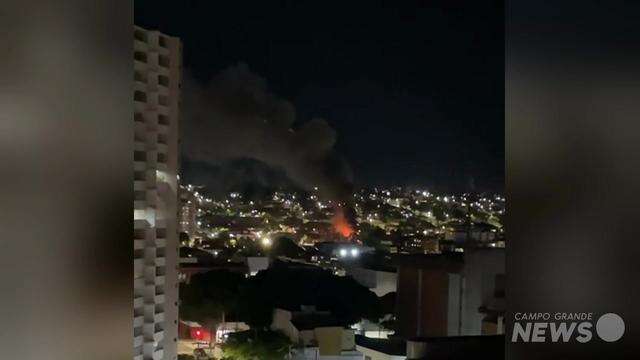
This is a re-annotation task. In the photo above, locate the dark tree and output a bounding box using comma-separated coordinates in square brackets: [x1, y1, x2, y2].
[269, 236, 305, 258]
[236, 237, 263, 257]
[359, 223, 388, 251]
[237, 263, 382, 328]
[221, 330, 292, 360]
[180, 270, 245, 339]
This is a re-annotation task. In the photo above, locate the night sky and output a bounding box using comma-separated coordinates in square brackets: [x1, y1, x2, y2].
[135, 1, 504, 193]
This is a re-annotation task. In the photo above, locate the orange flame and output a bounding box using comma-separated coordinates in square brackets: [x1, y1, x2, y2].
[332, 208, 354, 238]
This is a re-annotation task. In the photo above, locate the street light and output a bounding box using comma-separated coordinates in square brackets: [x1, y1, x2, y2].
[261, 237, 271, 247]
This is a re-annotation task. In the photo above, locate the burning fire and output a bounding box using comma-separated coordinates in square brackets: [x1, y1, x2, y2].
[332, 207, 354, 239]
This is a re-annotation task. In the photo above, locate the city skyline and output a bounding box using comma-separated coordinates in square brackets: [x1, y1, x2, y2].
[134, 2, 506, 359]
[3, 2, 636, 360]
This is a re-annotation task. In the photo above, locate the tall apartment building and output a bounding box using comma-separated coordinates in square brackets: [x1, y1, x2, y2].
[179, 184, 200, 241]
[133, 26, 182, 360]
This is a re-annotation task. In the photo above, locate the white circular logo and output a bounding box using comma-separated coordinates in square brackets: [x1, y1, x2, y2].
[596, 313, 625, 342]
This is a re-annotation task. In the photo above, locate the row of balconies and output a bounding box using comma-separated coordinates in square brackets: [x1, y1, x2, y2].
[134, 256, 166, 270]
[134, 32, 171, 53]
[134, 258, 167, 278]
[134, 56, 170, 78]
[134, 135, 170, 152]
[134, 90, 171, 109]
[134, 235, 166, 249]
[134, 72, 171, 95]
[134, 106, 171, 128]
[134, 112, 171, 128]
[133, 147, 169, 167]
[133, 344, 165, 360]
[141, 340, 164, 360]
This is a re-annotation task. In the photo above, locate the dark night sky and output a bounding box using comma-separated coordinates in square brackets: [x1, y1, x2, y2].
[135, 1, 504, 193]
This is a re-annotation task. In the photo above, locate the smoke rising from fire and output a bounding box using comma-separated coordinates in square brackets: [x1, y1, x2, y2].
[182, 63, 353, 201]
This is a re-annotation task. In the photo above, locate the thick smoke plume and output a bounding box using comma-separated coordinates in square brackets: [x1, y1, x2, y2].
[182, 63, 353, 201]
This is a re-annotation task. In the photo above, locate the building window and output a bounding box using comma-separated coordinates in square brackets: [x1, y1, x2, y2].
[134, 150, 146, 162]
[159, 36, 168, 48]
[159, 55, 170, 68]
[134, 228, 146, 239]
[158, 114, 169, 125]
[134, 91, 147, 103]
[134, 113, 144, 123]
[133, 249, 144, 259]
[134, 29, 147, 42]
[158, 75, 169, 87]
[134, 51, 147, 63]
[134, 191, 146, 201]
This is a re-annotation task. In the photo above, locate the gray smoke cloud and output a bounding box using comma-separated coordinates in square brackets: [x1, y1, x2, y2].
[182, 63, 353, 200]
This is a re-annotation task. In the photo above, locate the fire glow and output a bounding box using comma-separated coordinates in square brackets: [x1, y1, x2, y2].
[332, 208, 354, 239]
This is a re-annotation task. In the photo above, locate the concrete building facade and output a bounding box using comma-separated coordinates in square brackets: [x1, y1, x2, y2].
[133, 25, 182, 360]
[460, 248, 505, 335]
[394, 254, 464, 338]
[393, 249, 505, 339]
[271, 308, 364, 359]
[348, 266, 397, 297]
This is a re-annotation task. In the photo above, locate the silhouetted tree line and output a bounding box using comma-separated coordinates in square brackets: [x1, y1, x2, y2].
[180, 263, 382, 330]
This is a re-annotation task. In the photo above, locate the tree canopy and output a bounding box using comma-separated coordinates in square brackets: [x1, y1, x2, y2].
[180, 270, 245, 325]
[269, 236, 306, 258]
[237, 262, 382, 328]
[221, 330, 291, 360]
[359, 223, 388, 251]
[180, 264, 382, 330]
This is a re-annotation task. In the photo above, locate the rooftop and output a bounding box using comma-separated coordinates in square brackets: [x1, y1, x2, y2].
[355, 335, 406, 356]
[291, 313, 343, 331]
[408, 335, 505, 360]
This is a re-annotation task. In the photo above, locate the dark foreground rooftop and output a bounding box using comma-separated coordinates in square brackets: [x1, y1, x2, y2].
[355, 334, 505, 359]
[408, 335, 505, 360]
[355, 335, 406, 356]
